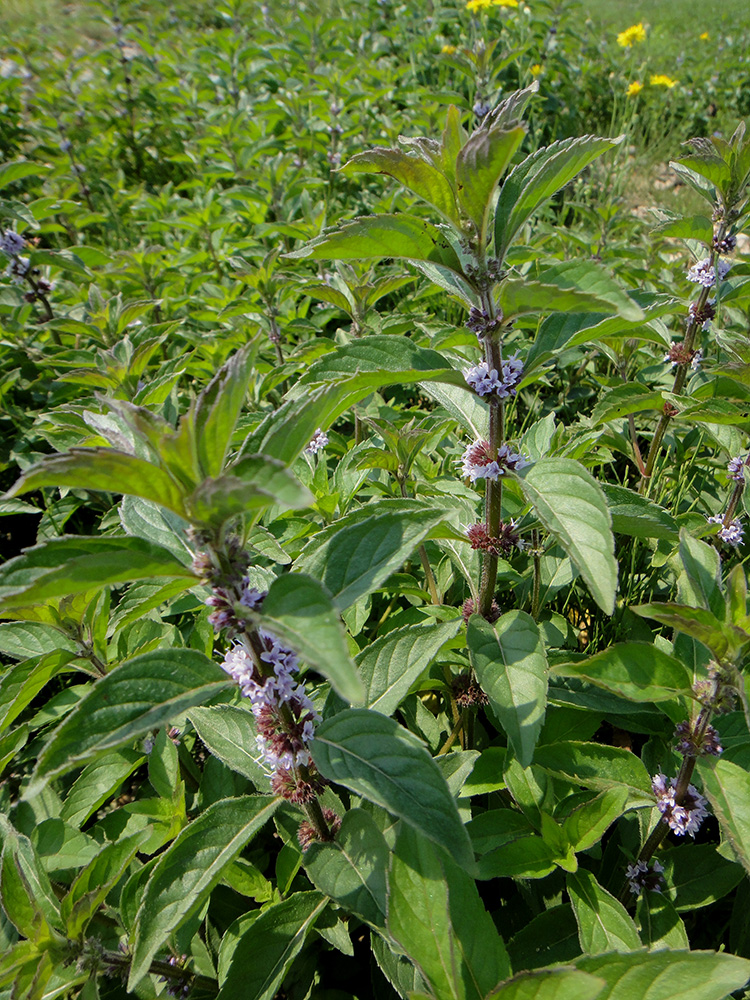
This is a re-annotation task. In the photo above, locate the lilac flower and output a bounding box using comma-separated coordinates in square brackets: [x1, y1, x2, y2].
[651, 773, 709, 837]
[625, 859, 665, 896]
[663, 342, 702, 370]
[707, 514, 744, 547]
[712, 233, 737, 255]
[460, 439, 529, 482]
[305, 428, 328, 454]
[464, 353, 524, 399]
[5, 256, 30, 284]
[727, 455, 747, 482]
[674, 720, 723, 757]
[687, 257, 731, 287]
[689, 297, 716, 330]
[1, 230, 25, 256]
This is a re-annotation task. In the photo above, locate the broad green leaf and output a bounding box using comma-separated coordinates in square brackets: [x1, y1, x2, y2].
[0, 621, 77, 660]
[677, 530, 724, 616]
[129, 795, 280, 988]
[0, 816, 64, 937]
[61, 749, 145, 828]
[495, 135, 622, 260]
[561, 787, 629, 852]
[601, 485, 678, 541]
[6, 448, 188, 517]
[188, 704, 269, 789]
[632, 602, 747, 661]
[253, 573, 364, 704]
[636, 891, 689, 950]
[568, 870, 641, 954]
[0, 649, 79, 733]
[551, 643, 692, 703]
[697, 757, 750, 876]
[292, 336, 458, 394]
[61, 830, 149, 939]
[532, 260, 645, 322]
[0, 536, 195, 611]
[303, 808, 388, 929]
[358, 618, 462, 716]
[341, 148, 459, 224]
[488, 968, 604, 1000]
[387, 824, 509, 1000]
[533, 742, 653, 805]
[591, 384, 664, 426]
[217, 891, 326, 999]
[30, 649, 229, 790]
[476, 835, 558, 880]
[295, 508, 446, 611]
[658, 843, 744, 910]
[516, 459, 617, 615]
[193, 346, 253, 478]
[420, 380, 489, 438]
[456, 124, 525, 241]
[188, 454, 313, 527]
[467, 809, 534, 854]
[0, 161, 48, 189]
[285, 214, 465, 276]
[575, 949, 750, 1000]
[653, 213, 714, 243]
[310, 708, 474, 870]
[467, 611, 548, 767]
[498, 280, 640, 325]
[506, 904, 581, 971]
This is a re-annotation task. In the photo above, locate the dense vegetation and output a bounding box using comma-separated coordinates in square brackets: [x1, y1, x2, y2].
[3, 2, 750, 1000]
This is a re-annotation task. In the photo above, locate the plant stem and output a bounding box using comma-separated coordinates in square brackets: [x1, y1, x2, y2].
[478, 297, 504, 619]
[100, 950, 217, 993]
[531, 528, 541, 620]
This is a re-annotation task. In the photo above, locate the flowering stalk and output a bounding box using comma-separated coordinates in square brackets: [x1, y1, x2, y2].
[640, 222, 731, 493]
[193, 534, 335, 844]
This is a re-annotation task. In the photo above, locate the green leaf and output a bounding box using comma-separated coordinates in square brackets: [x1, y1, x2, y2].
[488, 968, 604, 1000]
[494, 135, 623, 260]
[358, 619, 462, 716]
[476, 835, 557, 880]
[61, 749, 145, 828]
[387, 824, 510, 1000]
[129, 795, 281, 988]
[30, 649, 229, 791]
[632, 602, 747, 661]
[193, 346, 253, 478]
[292, 336, 458, 393]
[636, 891, 689, 950]
[61, 830, 149, 939]
[574, 949, 750, 1000]
[188, 704, 269, 788]
[253, 573, 364, 704]
[217, 891, 326, 999]
[591, 384, 664, 426]
[568, 870, 641, 954]
[561, 787, 629, 852]
[0, 161, 48, 189]
[499, 276, 641, 325]
[601, 485, 678, 541]
[0, 536, 195, 611]
[506, 904, 581, 971]
[658, 843, 744, 910]
[697, 757, 750, 876]
[310, 708, 474, 870]
[456, 125, 525, 242]
[188, 454, 313, 527]
[0, 816, 63, 937]
[0, 649, 78, 733]
[295, 507, 447, 611]
[6, 449, 188, 517]
[0, 621, 77, 660]
[285, 214, 465, 276]
[341, 148, 459, 224]
[533, 742, 653, 805]
[516, 459, 617, 615]
[532, 260, 645, 321]
[303, 808, 388, 929]
[551, 643, 693, 703]
[677, 530, 724, 616]
[467, 611, 548, 767]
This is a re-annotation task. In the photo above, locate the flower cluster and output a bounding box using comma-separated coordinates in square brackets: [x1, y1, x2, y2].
[651, 773, 709, 837]
[617, 22, 646, 47]
[727, 455, 747, 481]
[626, 81, 643, 98]
[625, 859, 665, 896]
[460, 440, 528, 482]
[649, 73, 678, 88]
[466, 305, 502, 338]
[464, 354, 523, 398]
[1, 229, 31, 285]
[1, 229, 25, 256]
[712, 233, 737, 255]
[452, 672, 489, 708]
[466, 521, 524, 555]
[466, 0, 517, 10]
[305, 428, 329, 454]
[688, 298, 716, 330]
[461, 596, 501, 624]
[663, 342, 703, 370]
[221, 632, 323, 800]
[707, 514, 744, 548]
[674, 721, 723, 758]
[687, 257, 731, 287]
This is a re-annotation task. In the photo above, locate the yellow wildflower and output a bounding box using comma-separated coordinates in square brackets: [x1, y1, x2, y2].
[650, 73, 678, 88]
[700, 31, 710, 40]
[617, 22, 646, 48]
[626, 81, 643, 97]
[466, 0, 492, 9]
[530, 63, 543, 77]
[492, 0, 519, 6]
[442, 44, 457, 54]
